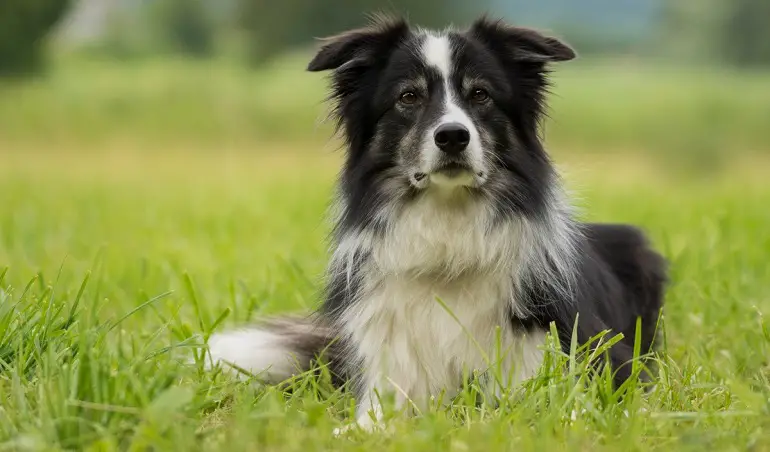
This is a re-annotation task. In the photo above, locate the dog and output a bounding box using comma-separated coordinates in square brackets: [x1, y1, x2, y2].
[205, 15, 667, 432]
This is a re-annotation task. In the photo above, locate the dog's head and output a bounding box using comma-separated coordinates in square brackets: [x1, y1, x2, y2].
[310, 15, 575, 225]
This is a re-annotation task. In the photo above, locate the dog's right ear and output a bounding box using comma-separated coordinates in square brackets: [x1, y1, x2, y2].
[469, 16, 576, 64]
[307, 14, 409, 72]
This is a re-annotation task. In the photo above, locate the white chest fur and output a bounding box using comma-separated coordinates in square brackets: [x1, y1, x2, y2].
[342, 271, 546, 407]
[336, 190, 547, 410]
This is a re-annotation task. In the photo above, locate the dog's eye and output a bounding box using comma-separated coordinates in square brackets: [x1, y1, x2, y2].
[471, 88, 489, 103]
[399, 91, 419, 105]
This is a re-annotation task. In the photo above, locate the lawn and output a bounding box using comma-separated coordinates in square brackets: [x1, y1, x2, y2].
[1, 148, 769, 451]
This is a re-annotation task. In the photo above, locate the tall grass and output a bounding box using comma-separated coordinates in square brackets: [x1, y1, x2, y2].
[1, 151, 769, 449]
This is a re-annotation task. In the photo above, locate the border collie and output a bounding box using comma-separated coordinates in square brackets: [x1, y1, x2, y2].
[205, 15, 667, 432]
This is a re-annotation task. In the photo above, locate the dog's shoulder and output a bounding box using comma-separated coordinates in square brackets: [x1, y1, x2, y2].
[580, 222, 667, 287]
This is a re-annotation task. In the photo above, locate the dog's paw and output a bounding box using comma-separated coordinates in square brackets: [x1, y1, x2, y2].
[333, 416, 388, 437]
[332, 424, 356, 437]
[332, 422, 376, 437]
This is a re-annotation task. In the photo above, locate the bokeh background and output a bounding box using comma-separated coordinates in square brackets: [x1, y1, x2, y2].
[2, 0, 770, 327]
[1, 1, 769, 306]
[3, 0, 769, 164]
[2, 1, 770, 449]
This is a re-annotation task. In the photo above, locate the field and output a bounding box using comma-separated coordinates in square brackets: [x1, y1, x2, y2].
[1, 57, 770, 450]
[2, 54, 770, 159]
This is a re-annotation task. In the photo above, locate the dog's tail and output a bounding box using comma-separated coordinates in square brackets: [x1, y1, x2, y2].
[205, 315, 342, 384]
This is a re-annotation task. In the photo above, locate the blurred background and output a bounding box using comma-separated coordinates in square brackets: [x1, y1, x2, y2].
[2, 0, 770, 285]
[1, 0, 769, 169]
[2, 5, 770, 448]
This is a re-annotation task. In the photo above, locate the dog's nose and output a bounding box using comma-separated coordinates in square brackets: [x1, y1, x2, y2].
[434, 123, 470, 155]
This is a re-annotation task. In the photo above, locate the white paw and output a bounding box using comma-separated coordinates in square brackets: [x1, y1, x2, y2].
[332, 424, 355, 437]
[332, 416, 385, 437]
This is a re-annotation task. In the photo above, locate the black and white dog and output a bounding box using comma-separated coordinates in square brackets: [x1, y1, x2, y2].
[206, 16, 667, 431]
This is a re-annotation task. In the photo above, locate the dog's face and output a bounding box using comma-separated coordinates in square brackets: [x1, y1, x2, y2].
[309, 16, 575, 224]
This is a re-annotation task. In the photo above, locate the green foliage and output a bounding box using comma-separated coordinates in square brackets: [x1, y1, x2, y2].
[0, 150, 769, 449]
[0, 0, 72, 76]
[151, 0, 216, 58]
[76, 0, 217, 60]
[661, 0, 770, 67]
[1, 56, 768, 164]
[235, 0, 461, 66]
[235, 0, 314, 65]
[719, 0, 770, 67]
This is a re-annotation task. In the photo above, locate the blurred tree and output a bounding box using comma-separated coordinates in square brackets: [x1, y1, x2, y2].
[152, 0, 216, 57]
[720, 0, 770, 67]
[236, 0, 310, 64]
[236, 0, 462, 66]
[79, 0, 218, 60]
[662, 0, 770, 67]
[0, 0, 72, 76]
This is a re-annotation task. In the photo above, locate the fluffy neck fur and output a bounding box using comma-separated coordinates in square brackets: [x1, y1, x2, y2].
[325, 173, 581, 319]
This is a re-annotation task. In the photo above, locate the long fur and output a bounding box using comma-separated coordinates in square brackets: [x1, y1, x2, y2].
[205, 15, 667, 431]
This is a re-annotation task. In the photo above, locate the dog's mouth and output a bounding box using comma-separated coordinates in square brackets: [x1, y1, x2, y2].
[412, 162, 473, 184]
[433, 162, 473, 178]
[410, 161, 486, 189]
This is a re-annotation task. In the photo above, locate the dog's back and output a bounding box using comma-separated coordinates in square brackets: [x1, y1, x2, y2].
[563, 223, 667, 384]
[584, 223, 667, 354]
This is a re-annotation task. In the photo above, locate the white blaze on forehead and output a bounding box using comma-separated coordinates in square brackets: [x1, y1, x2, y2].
[421, 33, 453, 80]
[421, 33, 473, 126]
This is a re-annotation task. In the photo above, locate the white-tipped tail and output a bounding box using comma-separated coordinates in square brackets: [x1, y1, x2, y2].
[207, 329, 303, 382]
[204, 316, 335, 384]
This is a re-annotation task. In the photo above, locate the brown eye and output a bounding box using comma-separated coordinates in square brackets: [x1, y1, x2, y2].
[471, 88, 489, 103]
[399, 91, 418, 105]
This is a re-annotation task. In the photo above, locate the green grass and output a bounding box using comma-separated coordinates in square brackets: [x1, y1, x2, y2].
[1, 54, 770, 162]
[1, 149, 769, 450]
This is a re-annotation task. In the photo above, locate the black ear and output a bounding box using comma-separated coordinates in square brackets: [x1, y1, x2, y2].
[469, 16, 576, 63]
[307, 14, 409, 72]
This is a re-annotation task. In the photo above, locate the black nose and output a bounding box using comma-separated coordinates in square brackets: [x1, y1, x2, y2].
[434, 122, 470, 155]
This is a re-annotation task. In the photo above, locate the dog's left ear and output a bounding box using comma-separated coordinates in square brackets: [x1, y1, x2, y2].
[469, 16, 576, 63]
[307, 14, 409, 72]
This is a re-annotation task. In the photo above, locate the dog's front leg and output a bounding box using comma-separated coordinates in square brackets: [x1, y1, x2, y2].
[333, 377, 387, 436]
[353, 389, 386, 430]
[335, 367, 430, 436]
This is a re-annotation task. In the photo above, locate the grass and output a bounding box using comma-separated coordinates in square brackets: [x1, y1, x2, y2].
[1, 54, 770, 162]
[1, 147, 770, 450]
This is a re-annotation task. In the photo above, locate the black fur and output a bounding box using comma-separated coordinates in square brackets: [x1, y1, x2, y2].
[314, 19, 660, 399]
[520, 224, 667, 386]
[208, 15, 667, 414]
[313, 16, 665, 389]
